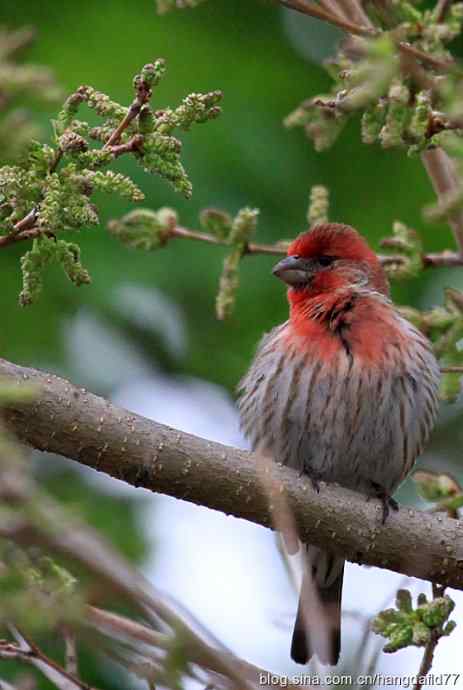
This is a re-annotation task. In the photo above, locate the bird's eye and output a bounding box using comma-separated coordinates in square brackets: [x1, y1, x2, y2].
[318, 255, 334, 267]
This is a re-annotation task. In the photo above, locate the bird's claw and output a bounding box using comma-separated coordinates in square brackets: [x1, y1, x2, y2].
[370, 482, 399, 525]
[302, 467, 322, 493]
[381, 496, 399, 524]
[310, 476, 321, 493]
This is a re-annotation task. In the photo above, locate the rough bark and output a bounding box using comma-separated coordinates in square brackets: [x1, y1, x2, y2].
[1, 357, 463, 589]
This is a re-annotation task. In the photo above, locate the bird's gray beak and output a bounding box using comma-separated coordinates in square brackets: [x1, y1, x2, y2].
[272, 256, 311, 286]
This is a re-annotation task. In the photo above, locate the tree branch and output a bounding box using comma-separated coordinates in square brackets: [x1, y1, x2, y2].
[421, 148, 463, 255]
[171, 225, 289, 255]
[4, 214, 463, 269]
[85, 606, 298, 689]
[279, 0, 375, 37]
[63, 626, 78, 677]
[1, 626, 95, 690]
[412, 583, 447, 690]
[1, 358, 463, 590]
[435, 0, 453, 23]
[102, 71, 152, 148]
[280, 1, 462, 261]
[0, 227, 42, 248]
[168, 224, 463, 267]
[278, 0, 454, 71]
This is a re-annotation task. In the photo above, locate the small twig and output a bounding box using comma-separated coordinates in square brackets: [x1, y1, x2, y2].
[0, 130, 144, 250]
[85, 605, 295, 689]
[440, 365, 463, 373]
[0, 69, 149, 250]
[422, 148, 463, 255]
[2, 627, 96, 690]
[412, 583, 447, 690]
[49, 147, 64, 175]
[12, 209, 39, 234]
[279, 0, 454, 71]
[435, 0, 453, 23]
[280, 0, 463, 265]
[422, 250, 463, 266]
[399, 51, 437, 91]
[248, 237, 463, 267]
[5, 211, 463, 270]
[413, 630, 439, 690]
[63, 627, 78, 677]
[279, 0, 375, 37]
[103, 75, 151, 148]
[0, 466, 257, 690]
[337, 0, 374, 28]
[108, 134, 144, 158]
[171, 224, 463, 266]
[397, 42, 453, 72]
[1, 147, 64, 245]
[0, 227, 41, 248]
[0, 146, 61, 247]
[318, 0, 347, 20]
[171, 225, 288, 255]
[353, 575, 411, 673]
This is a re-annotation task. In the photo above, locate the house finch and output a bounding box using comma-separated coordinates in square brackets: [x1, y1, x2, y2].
[238, 223, 440, 666]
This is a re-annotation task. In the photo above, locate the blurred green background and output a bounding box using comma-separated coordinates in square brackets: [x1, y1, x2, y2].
[1, 0, 463, 687]
[1, 0, 457, 386]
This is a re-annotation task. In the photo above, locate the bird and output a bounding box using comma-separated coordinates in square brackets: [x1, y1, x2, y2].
[238, 223, 440, 666]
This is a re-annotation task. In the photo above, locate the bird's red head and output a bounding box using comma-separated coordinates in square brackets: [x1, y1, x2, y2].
[272, 224, 389, 309]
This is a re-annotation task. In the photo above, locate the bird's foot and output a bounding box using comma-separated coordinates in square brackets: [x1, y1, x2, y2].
[301, 467, 323, 493]
[370, 482, 399, 525]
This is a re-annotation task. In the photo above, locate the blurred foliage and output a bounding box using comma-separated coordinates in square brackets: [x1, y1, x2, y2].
[109, 203, 260, 318]
[0, 378, 148, 690]
[397, 287, 463, 401]
[157, 0, 208, 12]
[42, 467, 149, 564]
[413, 468, 463, 516]
[0, 546, 83, 633]
[0, 25, 61, 162]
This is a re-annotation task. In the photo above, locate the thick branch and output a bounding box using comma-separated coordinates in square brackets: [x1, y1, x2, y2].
[1, 357, 463, 589]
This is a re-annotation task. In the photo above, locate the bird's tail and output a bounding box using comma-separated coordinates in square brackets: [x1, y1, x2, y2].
[291, 548, 345, 666]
